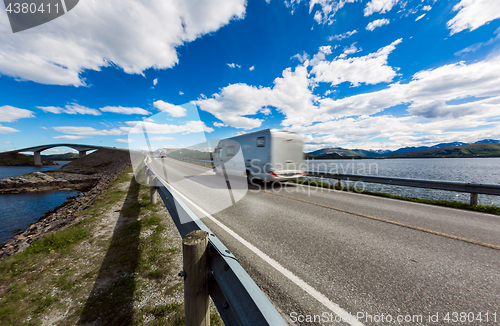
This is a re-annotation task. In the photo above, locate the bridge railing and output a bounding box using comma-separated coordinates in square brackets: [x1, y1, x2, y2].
[306, 172, 500, 205]
[143, 159, 287, 326]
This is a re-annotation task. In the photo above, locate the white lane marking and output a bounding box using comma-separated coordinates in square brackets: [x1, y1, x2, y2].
[167, 181, 364, 326]
[61, 0, 68, 13]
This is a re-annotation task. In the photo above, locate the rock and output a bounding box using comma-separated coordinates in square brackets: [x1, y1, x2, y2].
[18, 242, 30, 252]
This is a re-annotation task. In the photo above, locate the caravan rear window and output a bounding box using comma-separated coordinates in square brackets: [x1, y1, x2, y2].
[257, 137, 265, 147]
[227, 146, 235, 156]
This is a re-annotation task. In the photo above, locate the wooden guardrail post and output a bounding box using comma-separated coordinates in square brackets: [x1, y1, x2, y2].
[150, 175, 157, 204]
[182, 230, 210, 326]
[470, 193, 478, 206]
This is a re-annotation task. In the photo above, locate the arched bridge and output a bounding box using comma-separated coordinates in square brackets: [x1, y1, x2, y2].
[8, 144, 110, 166]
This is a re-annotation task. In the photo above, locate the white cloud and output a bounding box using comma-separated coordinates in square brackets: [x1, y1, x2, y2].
[249, 66, 255, 71]
[407, 97, 500, 120]
[454, 29, 500, 56]
[364, 0, 399, 16]
[292, 52, 310, 63]
[53, 126, 124, 136]
[0, 0, 246, 86]
[0, 125, 20, 134]
[309, 45, 333, 65]
[214, 122, 227, 127]
[100, 106, 151, 115]
[53, 135, 87, 140]
[227, 63, 242, 69]
[196, 40, 401, 129]
[311, 39, 402, 87]
[366, 18, 390, 31]
[194, 83, 271, 129]
[179, 91, 184, 95]
[337, 43, 361, 58]
[153, 100, 187, 117]
[127, 120, 214, 134]
[328, 29, 357, 41]
[447, 0, 500, 35]
[149, 136, 174, 141]
[153, 78, 158, 86]
[196, 65, 318, 128]
[415, 14, 426, 22]
[307, 0, 357, 25]
[115, 139, 131, 144]
[455, 43, 484, 56]
[37, 106, 64, 114]
[0, 106, 35, 122]
[37, 103, 101, 116]
[292, 110, 500, 151]
[422, 5, 432, 11]
[316, 55, 500, 123]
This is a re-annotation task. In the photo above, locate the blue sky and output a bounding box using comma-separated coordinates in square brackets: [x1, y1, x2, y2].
[1, 0, 500, 153]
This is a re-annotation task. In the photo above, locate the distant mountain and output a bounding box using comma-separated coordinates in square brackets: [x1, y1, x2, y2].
[308, 147, 381, 157]
[386, 142, 469, 156]
[474, 139, 500, 144]
[307, 139, 500, 158]
[41, 152, 79, 160]
[390, 143, 500, 158]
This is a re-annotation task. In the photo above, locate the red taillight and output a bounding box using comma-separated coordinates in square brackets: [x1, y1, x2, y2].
[269, 171, 279, 177]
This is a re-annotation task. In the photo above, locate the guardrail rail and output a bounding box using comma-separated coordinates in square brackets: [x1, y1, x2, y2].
[142, 158, 287, 326]
[307, 172, 500, 205]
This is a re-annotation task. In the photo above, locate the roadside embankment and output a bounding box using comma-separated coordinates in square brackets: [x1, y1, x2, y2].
[0, 149, 131, 260]
[0, 163, 222, 325]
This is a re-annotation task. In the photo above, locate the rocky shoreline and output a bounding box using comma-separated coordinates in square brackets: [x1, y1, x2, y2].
[0, 171, 97, 194]
[0, 149, 131, 260]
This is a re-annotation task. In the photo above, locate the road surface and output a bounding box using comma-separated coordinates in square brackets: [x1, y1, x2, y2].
[148, 157, 500, 326]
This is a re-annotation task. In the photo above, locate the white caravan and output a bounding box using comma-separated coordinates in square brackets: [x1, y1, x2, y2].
[213, 129, 306, 182]
[157, 150, 167, 158]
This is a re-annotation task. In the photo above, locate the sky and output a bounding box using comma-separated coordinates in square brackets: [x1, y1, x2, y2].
[1, 0, 500, 153]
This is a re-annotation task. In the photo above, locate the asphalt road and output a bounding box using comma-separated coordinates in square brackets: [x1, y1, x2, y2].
[149, 157, 500, 326]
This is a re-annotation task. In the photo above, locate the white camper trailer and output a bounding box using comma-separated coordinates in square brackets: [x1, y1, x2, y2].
[157, 150, 167, 158]
[213, 129, 306, 182]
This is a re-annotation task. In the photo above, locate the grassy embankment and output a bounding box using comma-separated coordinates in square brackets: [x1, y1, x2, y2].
[0, 167, 222, 326]
[294, 179, 500, 215]
[0, 153, 54, 166]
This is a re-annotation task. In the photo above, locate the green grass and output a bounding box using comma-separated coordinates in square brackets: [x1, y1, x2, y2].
[24, 228, 90, 255]
[295, 179, 500, 215]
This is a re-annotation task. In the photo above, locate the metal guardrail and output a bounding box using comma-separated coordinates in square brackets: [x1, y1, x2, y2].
[169, 156, 214, 168]
[307, 172, 500, 205]
[143, 159, 287, 326]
